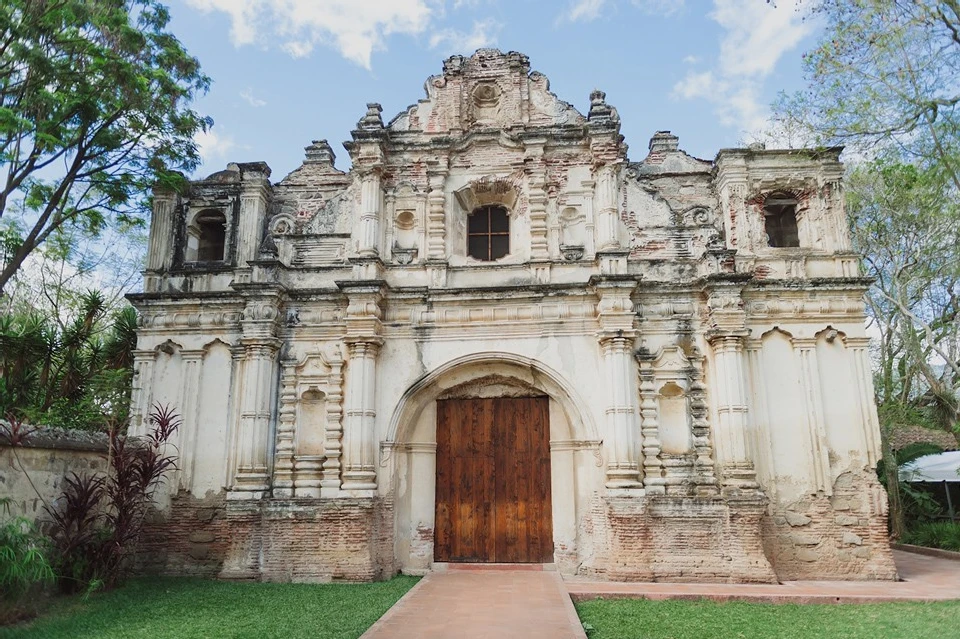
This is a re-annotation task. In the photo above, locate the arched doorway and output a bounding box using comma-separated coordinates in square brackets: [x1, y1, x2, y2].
[385, 353, 603, 575]
[434, 395, 553, 563]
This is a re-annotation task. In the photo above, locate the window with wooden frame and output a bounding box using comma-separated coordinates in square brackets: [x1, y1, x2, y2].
[467, 205, 510, 261]
[763, 193, 800, 248]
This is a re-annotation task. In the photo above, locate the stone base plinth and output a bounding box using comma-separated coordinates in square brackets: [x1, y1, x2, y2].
[140, 491, 395, 582]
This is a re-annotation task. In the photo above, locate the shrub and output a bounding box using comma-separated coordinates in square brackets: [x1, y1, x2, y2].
[902, 521, 960, 551]
[0, 505, 55, 624]
[46, 404, 180, 593]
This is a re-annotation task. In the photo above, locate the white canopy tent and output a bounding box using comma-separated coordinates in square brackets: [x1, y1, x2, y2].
[899, 451, 960, 483]
[899, 450, 960, 521]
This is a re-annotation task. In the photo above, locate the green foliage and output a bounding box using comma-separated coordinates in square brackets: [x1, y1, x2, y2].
[5, 575, 419, 638]
[575, 598, 960, 639]
[0, 294, 136, 430]
[902, 520, 960, 551]
[0, 0, 210, 293]
[0, 515, 54, 602]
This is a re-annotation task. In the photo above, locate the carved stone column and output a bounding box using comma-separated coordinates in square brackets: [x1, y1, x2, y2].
[706, 332, 758, 494]
[229, 298, 281, 500]
[321, 356, 345, 497]
[146, 187, 176, 272]
[338, 283, 385, 492]
[705, 282, 759, 495]
[638, 370, 664, 494]
[688, 351, 719, 496]
[358, 169, 383, 257]
[594, 165, 620, 251]
[795, 337, 831, 494]
[273, 361, 297, 498]
[847, 337, 881, 466]
[525, 139, 549, 260]
[237, 166, 272, 266]
[425, 169, 447, 260]
[594, 278, 642, 489]
[177, 349, 204, 491]
[130, 349, 157, 437]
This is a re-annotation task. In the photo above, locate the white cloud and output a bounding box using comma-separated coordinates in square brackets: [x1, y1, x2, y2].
[186, 0, 434, 69]
[631, 0, 685, 17]
[671, 0, 814, 137]
[682, 54, 699, 64]
[429, 19, 500, 53]
[194, 129, 237, 166]
[239, 88, 266, 108]
[558, 0, 608, 23]
[557, 0, 683, 23]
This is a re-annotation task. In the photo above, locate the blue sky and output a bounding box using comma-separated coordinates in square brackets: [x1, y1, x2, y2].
[166, 0, 821, 179]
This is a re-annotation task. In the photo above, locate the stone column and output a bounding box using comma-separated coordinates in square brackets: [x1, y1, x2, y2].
[147, 188, 176, 272]
[342, 339, 382, 491]
[177, 349, 204, 491]
[236, 165, 272, 267]
[594, 278, 642, 489]
[321, 357, 345, 497]
[704, 282, 759, 495]
[358, 169, 383, 257]
[273, 361, 297, 498]
[594, 165, 620, 251]
[229, 299, 280, 500]
[525, 140, 549, 260]
[638, 370, 664, 494]
[848, 337, 881, 466]
[339, 283, 385, 493]
[130, 349, 157, 437]
[688, 352, 719, 496]
[795, 337, 832, 494]
[426, 165, 448, 261]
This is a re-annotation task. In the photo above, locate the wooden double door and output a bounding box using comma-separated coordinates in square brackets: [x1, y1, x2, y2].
[434, 396, 553, 563]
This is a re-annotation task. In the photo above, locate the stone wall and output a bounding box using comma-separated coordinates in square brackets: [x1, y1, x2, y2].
[582, 494, 777, 583]
[0, 425, 108, 520]
[140, 491, 395, 582]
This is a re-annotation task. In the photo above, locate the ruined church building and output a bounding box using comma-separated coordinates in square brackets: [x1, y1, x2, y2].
[132, 50, 896, 582]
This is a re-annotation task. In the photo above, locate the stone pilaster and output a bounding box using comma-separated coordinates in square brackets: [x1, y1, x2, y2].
[321, 357, 346, 497]
[426, 164, 448, 260]
[704, 281, 759, 495]
[593, 277, 642, 489]
[358, 169, 383, 257]
[130, 349, 157, 437]
[177, 349, 204, 491]
[338, 282, 385, 493]
[273, 361, 297, 498]
[236, 165, 272, 266]
[638, 370, 664, 494]
[594, 165, 620, 251]
[688, 352, 720, 497]
[847, 337, 881, 466]
[229, 297, 281, 500]
[524, 138, 549, 260]
[146, 187, 176, 272]
[795, 337, 832, 494]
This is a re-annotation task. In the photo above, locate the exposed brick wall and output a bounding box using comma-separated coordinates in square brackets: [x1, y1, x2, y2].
[140, 491, 395, 582]
[762, 472, 898, 580]
[581, 494, 777, 583]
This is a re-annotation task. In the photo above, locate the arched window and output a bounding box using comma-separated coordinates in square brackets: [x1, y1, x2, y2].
[193, 209, 227, 261]
[467, 205, 509, 261]
[763, 193, 800, 248]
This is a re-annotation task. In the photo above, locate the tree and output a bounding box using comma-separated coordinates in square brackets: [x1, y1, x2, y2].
[771, 1, 960, 536]
[0, 0, 210, 295]
[773, 1, 960, 186]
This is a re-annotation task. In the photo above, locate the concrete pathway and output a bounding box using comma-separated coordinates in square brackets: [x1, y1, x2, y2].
[565, 550, 960, 604]
[361, 568, 587, 639]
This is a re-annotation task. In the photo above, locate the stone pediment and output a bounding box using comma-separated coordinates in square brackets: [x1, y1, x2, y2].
[386, 49, 586, 134]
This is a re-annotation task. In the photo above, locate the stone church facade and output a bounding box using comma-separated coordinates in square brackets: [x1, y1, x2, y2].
[130, 50, 896, 582]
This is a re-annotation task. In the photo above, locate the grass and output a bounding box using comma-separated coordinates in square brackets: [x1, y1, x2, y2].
[0, 575, 419, 639]
[575, 598, 960, 639]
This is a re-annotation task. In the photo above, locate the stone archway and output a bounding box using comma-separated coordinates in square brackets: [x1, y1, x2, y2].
[384, 353, 602, 575]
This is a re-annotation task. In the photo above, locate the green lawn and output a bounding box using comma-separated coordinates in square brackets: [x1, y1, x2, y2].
[576, 598, 960, 639]
[1, 575, 418, 639]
